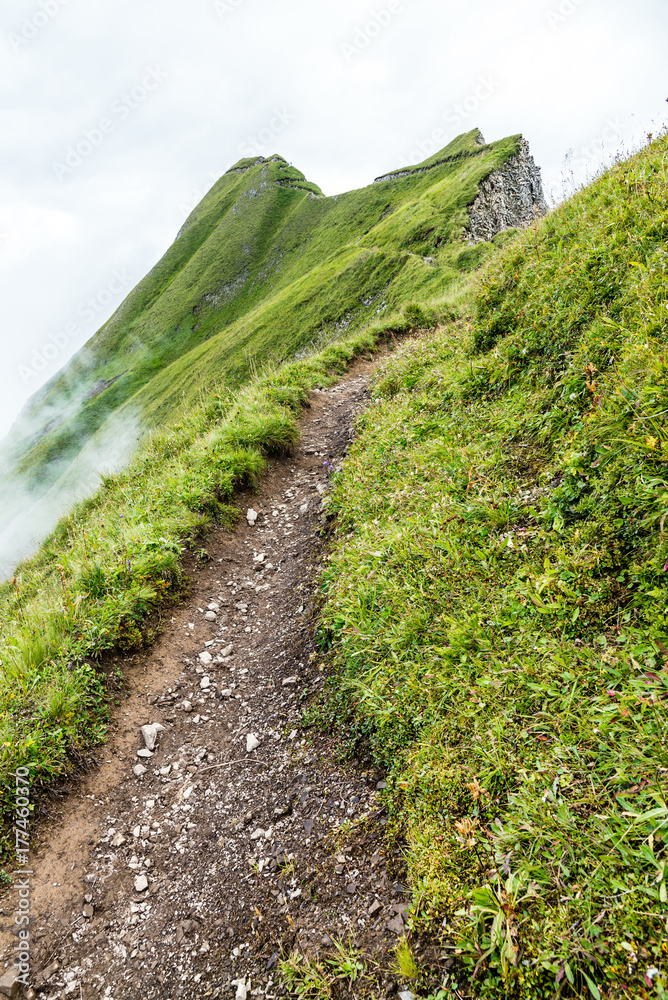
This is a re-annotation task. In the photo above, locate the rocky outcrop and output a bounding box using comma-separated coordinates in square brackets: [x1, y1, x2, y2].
[466, 138, 547, 243]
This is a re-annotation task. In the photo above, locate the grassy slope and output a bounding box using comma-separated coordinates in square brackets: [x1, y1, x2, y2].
[318, 134, 668, 998]
[0, 130, 516, 520]
[0, 129, 530, 852]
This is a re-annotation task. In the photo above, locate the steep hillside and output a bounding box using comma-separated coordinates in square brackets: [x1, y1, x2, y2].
[0, 129, 541, 574]
[319, 132, 668, 998]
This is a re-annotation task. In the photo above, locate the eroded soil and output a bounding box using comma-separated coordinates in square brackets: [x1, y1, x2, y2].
[0, 354, 412, 1000]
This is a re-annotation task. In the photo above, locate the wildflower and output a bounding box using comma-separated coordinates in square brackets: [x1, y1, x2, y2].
[645, 968, 660, 987]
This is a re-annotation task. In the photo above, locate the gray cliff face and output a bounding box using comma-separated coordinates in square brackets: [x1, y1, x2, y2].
[467, 138, 547, 243]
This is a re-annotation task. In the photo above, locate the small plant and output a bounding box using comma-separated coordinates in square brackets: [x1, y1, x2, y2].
[280, 939, 369, 998]
[280, 953, 332, 998]
[393, 937, 419, 981]
[327, 937, 365, 984]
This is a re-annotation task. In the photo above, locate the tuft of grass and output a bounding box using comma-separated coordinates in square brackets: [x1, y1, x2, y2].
[318, 133, 668, 999]
[393, 938, 419, 981]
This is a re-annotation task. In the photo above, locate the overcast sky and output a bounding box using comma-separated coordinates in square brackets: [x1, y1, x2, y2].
[1, 0, 666, 440]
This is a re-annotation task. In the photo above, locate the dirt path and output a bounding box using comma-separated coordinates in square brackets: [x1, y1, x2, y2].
[0, 353, 410, 1000]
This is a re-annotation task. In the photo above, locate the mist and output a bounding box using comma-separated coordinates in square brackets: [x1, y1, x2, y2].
[0, 407, 141, 580]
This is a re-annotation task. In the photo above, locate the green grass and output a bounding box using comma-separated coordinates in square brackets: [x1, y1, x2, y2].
[316, 133, 668, 999]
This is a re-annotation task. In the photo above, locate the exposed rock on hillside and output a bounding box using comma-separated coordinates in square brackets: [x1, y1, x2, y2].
[467, 138, 548, 242]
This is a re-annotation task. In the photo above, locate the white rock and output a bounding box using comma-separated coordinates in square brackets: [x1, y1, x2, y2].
[282, 676, 298, 687]
[182, 700, 193, 713]
[220, 688, 232, 698]
[250, 828, 265, 840]
[246, 734, 260, 753]
[111, 832, 126, 848]
[132, 826, 141, 839]
[133, 764, 147, 777]
[220, 644, 234, 658]
[137, 749, 153, 759]
[235, 980, 248, 1000]
[141, 723, 165, 752]
[204, 611, 217, 621]
[246, 509, 258, 525]
[207, 602, 220, 611]
[199, 651, 213, 665]
[134, 875, 149, 893]
[200, 677, 210, 690]
[129, 855, 140, 869]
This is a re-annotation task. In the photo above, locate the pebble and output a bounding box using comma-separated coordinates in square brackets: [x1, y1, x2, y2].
[246, 509, 258, 525]
[282, 676, 298, 687]
[200, 677, 211, 690]
[182, 701, 193, 713]
[204, 611, 217, 621]
[246, 734, 260, 753]
[83, 904, 94, 919]
[207, 602, 220, 611]
[250, 828, 265, 840]
[137, 749, 153, 759]
[0, 968, 19, 998]
[134, 875, 149, 893]
[220, 688, 232, 698]
[220, 644, 233, 658]
[111, 832, 127, 848]
[133, 765, 147, 777]
[199, 651, 213, 665]
[141, 723, 165, 751]
[399, 993, 416, 1000]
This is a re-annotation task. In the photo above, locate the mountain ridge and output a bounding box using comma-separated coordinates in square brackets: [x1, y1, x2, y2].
[0, 128, 545, 574]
